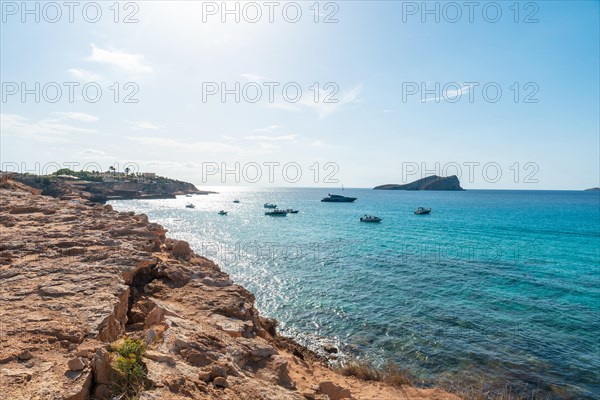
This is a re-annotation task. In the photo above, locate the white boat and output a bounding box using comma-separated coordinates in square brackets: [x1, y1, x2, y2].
[185, 194, 192, 197]
[185, 203, 195, 209]
[264, 203, 277, 209]
[360, 215, 382, 223]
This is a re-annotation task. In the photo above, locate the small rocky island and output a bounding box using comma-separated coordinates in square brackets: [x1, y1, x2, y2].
[374, 175, 464, 191]
[9, 169, 215, 203]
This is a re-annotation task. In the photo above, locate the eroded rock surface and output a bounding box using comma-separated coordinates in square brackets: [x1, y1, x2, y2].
[0, 179, 459, 400]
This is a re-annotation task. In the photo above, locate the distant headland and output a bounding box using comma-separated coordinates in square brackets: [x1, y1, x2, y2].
[6, 169, 215, 203]
[374, 175, 464, 191]
[584, 187, 600, 191]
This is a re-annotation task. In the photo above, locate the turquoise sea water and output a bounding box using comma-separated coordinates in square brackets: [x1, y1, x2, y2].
[110, 188, 600, 399]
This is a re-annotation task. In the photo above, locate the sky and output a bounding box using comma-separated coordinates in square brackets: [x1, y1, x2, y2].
[1, 0, 599, 189]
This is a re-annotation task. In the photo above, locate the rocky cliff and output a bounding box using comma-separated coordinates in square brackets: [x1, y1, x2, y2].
[374, 175, 464, 191]
[0, 178, 458, 400]
[9, 173, 214, 203]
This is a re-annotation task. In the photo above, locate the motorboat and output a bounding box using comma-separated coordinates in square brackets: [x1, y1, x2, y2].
[185, 194, 192, 197]
[265, 209, 288, 216]
[185, 203, 195, 209]
[414, 207, 431, 215]
[360, 215, 382, 223]
[218, 210, 228, 215]
[284, 209, 299, 214]
[321, 194, 357, 203]
[264, 203, 277, 208]
[233, 199, 240, 203]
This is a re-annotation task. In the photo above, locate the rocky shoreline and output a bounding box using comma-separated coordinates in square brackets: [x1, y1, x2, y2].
[0, 177, 458, 400]
[9, 173, 216, 203]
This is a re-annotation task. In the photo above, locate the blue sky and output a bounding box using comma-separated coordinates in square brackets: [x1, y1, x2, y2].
[1, 1, 598, 189]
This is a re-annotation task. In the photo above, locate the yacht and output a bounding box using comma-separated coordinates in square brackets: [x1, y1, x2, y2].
[264, 203, 277, 208]
[321, 194, 357, 203]
[265, 209, 288, 216]
[414, 207, 431, 215]
[360, 215, 382, 223]
[218, 210, 228, 215]
[285, 209, 299, 214]
[185, 203, 195, 209]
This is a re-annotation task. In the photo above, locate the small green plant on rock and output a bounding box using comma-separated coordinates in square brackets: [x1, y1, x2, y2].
[110, 338, 148, 399]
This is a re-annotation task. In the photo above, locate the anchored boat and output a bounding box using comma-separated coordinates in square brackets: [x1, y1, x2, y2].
[414, 207, 431, 215]
[360, 215, 382, 223]
[321, 194, 357, 203]
[265, 209, 288, 216]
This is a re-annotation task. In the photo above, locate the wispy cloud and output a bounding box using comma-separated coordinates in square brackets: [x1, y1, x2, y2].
[129, 121, 161, 130]
[303, 84, 362, 119]
[245, 134, 298, 141]
[88, 44, 152, 74]
[67, 68, 100, 81]
[270, 84, 363, 119]
[127, 136, 242, 153]
[241, 73, 268, 82]
[54, 112, 99, 122]
[421, 84, 471, 103]
[1, 113, 98, 142]
[77, 148, 110, 159]
[251, 124, 282, 133]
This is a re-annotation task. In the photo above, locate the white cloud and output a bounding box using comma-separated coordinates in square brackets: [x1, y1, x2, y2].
[245, 134, 297, 141]
[77, 148, 110, 159]
[67, 68, 100, 81]
[241, 73, 268, 82]
[270, 84, 362, 119]
[129, 121, 161, 130]
[302, 84, 362, 119]
[1, 113, 98, 142]
[127, 136, 242, 153]
[54, 112, 99, 122]
[252, 124, 282, 133]
[88, 44, 152, 74]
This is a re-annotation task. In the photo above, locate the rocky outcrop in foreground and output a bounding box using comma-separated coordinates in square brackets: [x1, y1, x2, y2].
[374, 175, 464, 191]
[0, 179, 458, 400]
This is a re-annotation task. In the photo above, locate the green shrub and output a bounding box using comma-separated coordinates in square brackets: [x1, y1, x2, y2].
[110, 338, 148, 399]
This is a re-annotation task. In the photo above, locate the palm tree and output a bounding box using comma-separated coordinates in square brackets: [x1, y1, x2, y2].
[125, 167, 130, 176]
[109, 166, 116, 176]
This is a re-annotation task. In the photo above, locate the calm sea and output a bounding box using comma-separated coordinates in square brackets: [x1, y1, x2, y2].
[110, 188, 600, 399]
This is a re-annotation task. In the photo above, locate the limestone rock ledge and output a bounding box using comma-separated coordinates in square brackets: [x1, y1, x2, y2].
[0, 178, 458, 400]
